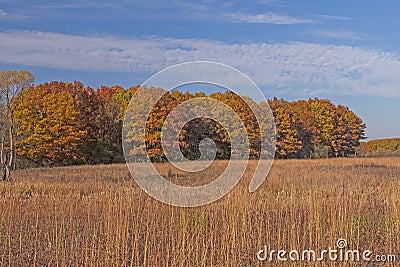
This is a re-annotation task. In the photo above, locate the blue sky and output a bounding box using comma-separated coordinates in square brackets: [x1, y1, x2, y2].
[0, 0, 399, 139]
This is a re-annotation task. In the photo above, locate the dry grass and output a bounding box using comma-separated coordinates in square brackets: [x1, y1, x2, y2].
[1, 158, 400, 266]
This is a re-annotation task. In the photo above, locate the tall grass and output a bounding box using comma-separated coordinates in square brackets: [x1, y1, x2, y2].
[1, 158, 400, 266]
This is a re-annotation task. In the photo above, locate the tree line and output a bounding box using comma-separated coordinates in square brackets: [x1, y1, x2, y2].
[361, 138, 400, 157]
[0, 70, 367, 179]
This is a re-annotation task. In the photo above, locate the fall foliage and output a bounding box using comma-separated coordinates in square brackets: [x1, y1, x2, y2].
[0, 70, 34, 180]
[361, 138, 400, 157]
[8, 81, 367, 166]
[268, 98, 366, 158]
[14, 82, 87, 165]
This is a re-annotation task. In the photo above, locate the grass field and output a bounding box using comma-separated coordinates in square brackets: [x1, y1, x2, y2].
[1, 158, 400, 266]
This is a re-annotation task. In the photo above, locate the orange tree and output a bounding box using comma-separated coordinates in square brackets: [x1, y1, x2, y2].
[13, 82, 87, 165]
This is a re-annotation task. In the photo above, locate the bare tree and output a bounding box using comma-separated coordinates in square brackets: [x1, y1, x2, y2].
[0, 70, 34, 181]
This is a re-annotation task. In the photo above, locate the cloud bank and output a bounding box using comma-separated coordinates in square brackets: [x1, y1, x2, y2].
[0, 30, 400, 97]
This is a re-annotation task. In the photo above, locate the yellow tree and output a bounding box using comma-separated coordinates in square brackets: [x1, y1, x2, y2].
[332, 105, 366, 156]
[123, 87, 180, 162]
[268, 98, 302, 158]
[289, 100, 320, 158]
[113, 86, 139, 120]
[14, 82, 87, 165]
[0, 70, 34, 180]
[210, 91, 260, 158]
[308, 98, 335, 157]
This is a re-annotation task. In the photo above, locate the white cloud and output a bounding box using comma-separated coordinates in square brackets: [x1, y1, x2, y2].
[0, 8, 26, 19]
[33, 3, 122, 10]
[112, 0, 207, 12]
[309, 29, 368, 40]
[0, 30, 400, 97]
[0, 9, 8, 16]
[316, 14, 351, 21]
[257, 0, 286, 7]
[227, 12, 313, 24]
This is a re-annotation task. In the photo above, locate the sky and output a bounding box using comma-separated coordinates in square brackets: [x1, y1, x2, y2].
[0, 0, 399, 140]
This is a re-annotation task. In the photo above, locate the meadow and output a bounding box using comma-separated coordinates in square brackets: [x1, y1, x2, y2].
[1, 158, 400, 266]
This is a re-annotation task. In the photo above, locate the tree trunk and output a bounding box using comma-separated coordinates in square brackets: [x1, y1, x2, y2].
[2, 158, 10, 181]
[0, 133, 3, 165]
[1, 134, 10, 181]
[8, 112, 14, 171]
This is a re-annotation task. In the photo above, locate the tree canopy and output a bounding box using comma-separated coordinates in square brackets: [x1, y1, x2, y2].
[8, 81, 367, 166]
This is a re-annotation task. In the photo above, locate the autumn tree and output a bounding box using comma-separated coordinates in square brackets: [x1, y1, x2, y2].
[123, 87, 178, 162]
[14, 82, 87, 165]
[113, 86, 139, 120]
[289, 100, 320, 158]
[91, 85, 126, 163]
[8, 79, 366, 165]
[146, 90, 180, 161]
[362, 138, 400, 156]
[307, 98, 335, 157]
[268, 98, 365, 159]
[331, 105, 366, 157]
[0, 70, 34, 180]
[268, 98, 302, 158]
[210, 91, 263, 159]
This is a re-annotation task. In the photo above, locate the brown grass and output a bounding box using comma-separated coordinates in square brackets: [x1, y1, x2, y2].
[1, 158, 400, 266]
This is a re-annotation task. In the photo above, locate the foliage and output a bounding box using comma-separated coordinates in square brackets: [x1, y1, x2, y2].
[10, 80, 367, 166]
[14, 82, 127, 166]
[268, 98, 302, 158]
[0, 69, 34, 180]
[14, 82, 87, 165]
[361, 138, 400, 157]
[267, 98, 365, 158]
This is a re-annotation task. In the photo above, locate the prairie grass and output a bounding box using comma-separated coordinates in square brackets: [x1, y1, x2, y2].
[1, 158, 400, 266]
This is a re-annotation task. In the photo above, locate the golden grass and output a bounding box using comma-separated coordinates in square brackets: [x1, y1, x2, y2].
[1, 158, 400, 266]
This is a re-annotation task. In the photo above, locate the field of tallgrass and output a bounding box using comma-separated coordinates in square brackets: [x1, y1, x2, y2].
[1, 158, 400, 266]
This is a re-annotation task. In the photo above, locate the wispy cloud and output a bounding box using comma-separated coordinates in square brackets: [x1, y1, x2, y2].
[227, 12, 313, 24]
[0, 8, 26, 19]
[310, 29, 368, 40]
[33, 3, 123, 10]
[0, 30, 400, 97]
[316, 14, 351, 21]
[257, 0, 286, 7]
[119, 0, 208, 12]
